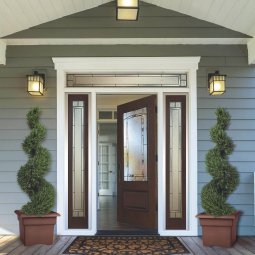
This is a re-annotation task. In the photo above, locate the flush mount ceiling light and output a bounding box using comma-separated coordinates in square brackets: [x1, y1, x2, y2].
[208, 71, 226, 96]
[27, 71, 45, 96]
[116, 0, 139, 21]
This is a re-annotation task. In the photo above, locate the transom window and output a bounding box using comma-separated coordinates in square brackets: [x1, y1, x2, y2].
[67, 74, 187, 87]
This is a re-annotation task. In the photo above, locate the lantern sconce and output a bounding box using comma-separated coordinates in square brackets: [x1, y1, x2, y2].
[116, 0, 139, 21]
[208, 71, 226, 96]
[27, 71, 45, 96]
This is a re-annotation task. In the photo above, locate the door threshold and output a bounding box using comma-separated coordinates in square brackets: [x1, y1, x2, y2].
[96, 230, 159, 236]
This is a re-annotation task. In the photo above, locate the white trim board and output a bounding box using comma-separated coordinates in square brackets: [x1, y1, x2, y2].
[0, 40, 6, 65]
[0, 38, 251, 67]
[53, 57, 200, 236]
[248, 38, 255, 64]
[3, 38, 249, 45]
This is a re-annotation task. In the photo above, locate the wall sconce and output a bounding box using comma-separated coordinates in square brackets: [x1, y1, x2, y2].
[116, 0, 139, 21]
[27, 71, 45, 96]
[208, 71, 226, 96]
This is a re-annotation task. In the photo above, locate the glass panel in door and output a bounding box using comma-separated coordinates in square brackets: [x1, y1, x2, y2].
[123, 107, 148, 182]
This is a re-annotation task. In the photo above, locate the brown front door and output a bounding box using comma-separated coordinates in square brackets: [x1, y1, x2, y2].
[117, 95, 157, 229]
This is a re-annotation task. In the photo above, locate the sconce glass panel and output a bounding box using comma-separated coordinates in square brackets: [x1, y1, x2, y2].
[27, 73, 44, 96]
[208, 72, 226, 96]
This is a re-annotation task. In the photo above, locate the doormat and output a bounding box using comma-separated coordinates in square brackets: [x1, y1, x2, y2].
[63, 236, 190, 254]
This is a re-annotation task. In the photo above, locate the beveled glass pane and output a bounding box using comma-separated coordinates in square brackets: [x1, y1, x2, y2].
[72, 101, 85, 217]
[169, 102, 182, 218]
[99, 145, 109, 190]
[123, 107, 147, 181]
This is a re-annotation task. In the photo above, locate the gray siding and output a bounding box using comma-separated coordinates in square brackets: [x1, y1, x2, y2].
[198, 58, 255, 236]
[5, 2, 249, 39]
[0, 44, 254, 236]
[0, 71, 56, 234]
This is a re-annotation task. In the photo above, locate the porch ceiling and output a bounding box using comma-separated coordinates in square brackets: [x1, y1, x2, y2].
[0, 0, 255, 38]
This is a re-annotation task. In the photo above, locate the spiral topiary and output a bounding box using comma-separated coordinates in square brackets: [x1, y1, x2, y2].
[201, 107, 239, 216]
[17, 107, 55, 215]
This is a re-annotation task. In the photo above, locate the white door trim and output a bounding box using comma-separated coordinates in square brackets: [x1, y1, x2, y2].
[53, 57, 200, 236]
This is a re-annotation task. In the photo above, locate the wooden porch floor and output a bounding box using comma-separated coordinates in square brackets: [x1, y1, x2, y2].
[0, 235, 255, 254]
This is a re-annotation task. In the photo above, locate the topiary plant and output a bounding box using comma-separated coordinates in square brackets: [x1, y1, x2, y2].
[201, 107, 239, 216]
[17, 107, 55, 215]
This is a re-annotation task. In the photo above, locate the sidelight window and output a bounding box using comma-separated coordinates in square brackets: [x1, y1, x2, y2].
[166, 95, 186, 230]
[68, 95, 88, 229]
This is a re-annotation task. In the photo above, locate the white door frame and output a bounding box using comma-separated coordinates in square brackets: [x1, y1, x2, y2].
[53, 57, 200, 236]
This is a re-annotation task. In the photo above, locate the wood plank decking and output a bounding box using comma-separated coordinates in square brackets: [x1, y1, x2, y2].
[0, 235, 254, 254]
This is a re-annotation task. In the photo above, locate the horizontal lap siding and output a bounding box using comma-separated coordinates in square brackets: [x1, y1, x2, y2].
[0, 44, 254, 235]
[0, 53, 56, 234]
[198, 54, 255, 236]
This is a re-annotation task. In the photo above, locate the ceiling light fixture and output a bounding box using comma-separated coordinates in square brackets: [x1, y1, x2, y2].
[116, 0, 139, 21]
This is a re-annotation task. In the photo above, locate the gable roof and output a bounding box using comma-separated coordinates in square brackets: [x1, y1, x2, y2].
[0, 0, 254, 38]
[1, 1, 255, 65]
[4, 2, 249, 41]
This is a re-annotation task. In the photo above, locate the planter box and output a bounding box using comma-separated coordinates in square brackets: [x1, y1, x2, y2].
[15, 210, 60, 246]
[197, 211, 240, 247]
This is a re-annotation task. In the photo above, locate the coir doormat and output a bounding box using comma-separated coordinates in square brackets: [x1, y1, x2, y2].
[63, 236, 190, 254]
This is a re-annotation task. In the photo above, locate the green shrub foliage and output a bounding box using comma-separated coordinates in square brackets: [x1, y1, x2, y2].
[201, 108, 239, 216]
[17, 108, 55, 215]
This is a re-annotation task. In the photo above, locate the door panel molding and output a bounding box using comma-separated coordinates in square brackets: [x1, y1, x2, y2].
[123, 191, 149, 210]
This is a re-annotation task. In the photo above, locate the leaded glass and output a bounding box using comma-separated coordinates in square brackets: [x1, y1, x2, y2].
[123, 107, 147, 181]
[169, 102, 182, 218]
[72, 101, 85, 217]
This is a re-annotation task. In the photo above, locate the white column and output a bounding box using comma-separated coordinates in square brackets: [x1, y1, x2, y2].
[188, 68, 198, 235]
[90, 91, 97, 234]
[157, 91, 165, 235]
[56, 69, 66, 235]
